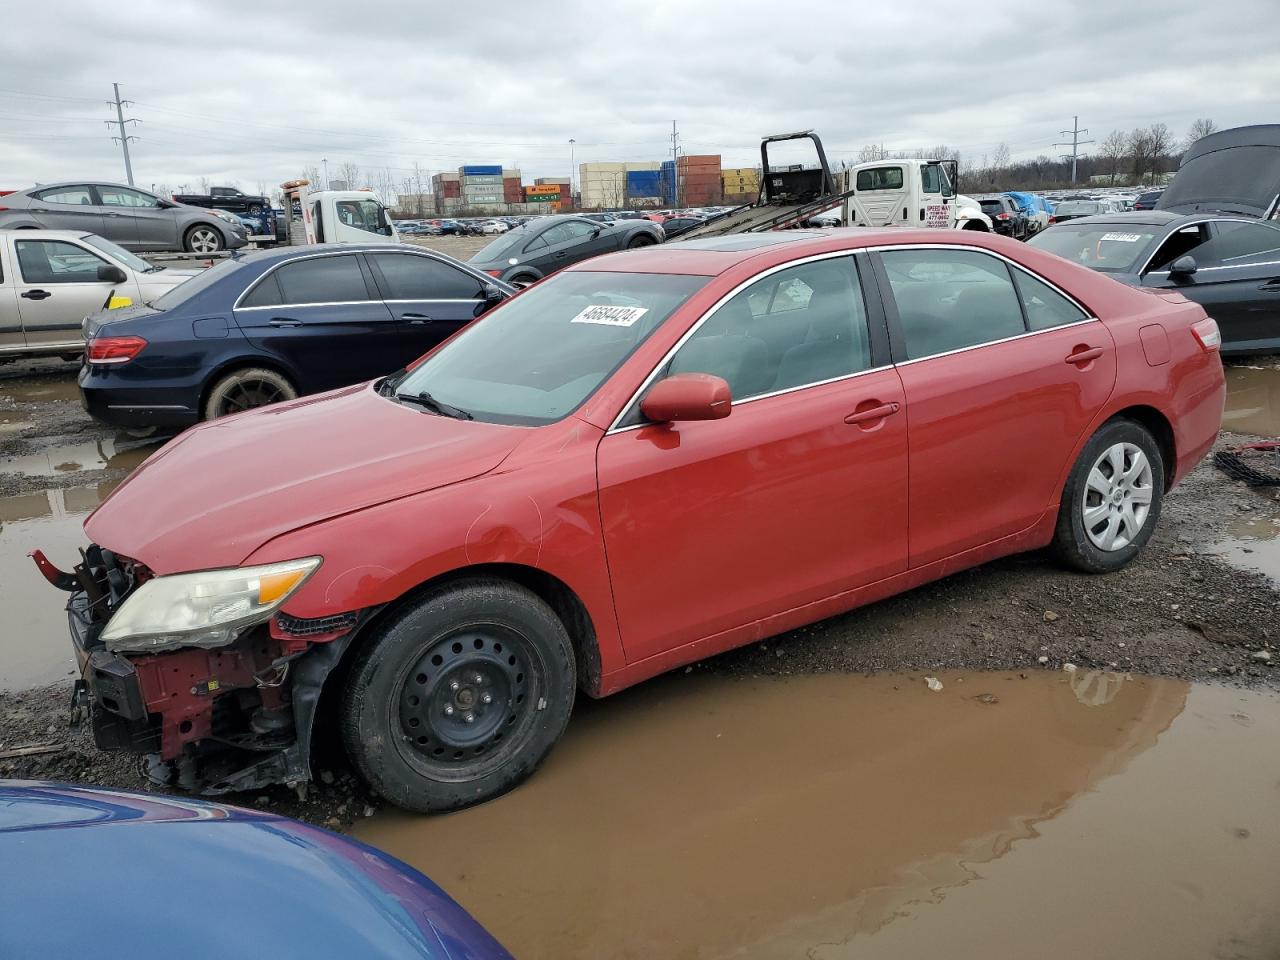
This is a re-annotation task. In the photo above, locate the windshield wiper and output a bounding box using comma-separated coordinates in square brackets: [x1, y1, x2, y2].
[396, 390, 473, 420]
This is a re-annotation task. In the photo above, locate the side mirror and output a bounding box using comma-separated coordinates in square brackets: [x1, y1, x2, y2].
[482, 283, 507, 304]
[640, 373, 732, 424]
[1169, 255, 1198, 276]
[97, 264, 128, 284]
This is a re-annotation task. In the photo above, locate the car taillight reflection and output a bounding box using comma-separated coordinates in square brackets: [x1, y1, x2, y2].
[87, 336, 148, 365]
[1191, 317, 1221, 352]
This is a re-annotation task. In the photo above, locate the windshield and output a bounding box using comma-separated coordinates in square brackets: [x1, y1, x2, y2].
[1028, 224, 1160, 272]
[473, 220, 547, 262]
[149, 258, 245, 309]
[80, 234, 154, 273]
[393, 270, 710, 425]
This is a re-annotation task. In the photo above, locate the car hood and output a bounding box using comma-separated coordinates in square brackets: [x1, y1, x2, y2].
[85, 383, 524, 573]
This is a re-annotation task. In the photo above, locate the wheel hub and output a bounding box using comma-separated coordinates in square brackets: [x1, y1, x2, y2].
[397, 632, 530, 764]
[1082, 441, 1154, 552]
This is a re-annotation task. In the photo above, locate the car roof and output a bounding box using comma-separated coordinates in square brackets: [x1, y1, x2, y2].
[238, 242, 466, 267]
[0, 229, 98, 241]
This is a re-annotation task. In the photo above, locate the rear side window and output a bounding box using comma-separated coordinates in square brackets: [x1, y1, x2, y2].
[856, 167, 904, 191]
[881, 249, 1026, 359]
[1195, 221, 1280, 265]
[34, 186, 93, 205]
[272, 255, 369, 305]
[240, 272, 283, 308]
[368, 253, 485, 300]
[1012, 269, 1087, 331]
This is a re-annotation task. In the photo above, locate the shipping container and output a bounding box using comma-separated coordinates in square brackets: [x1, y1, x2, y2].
[535, 177, 571, 186]
[462, 165, 502, 176]
[624, 161, 662, 171]
[442, 182, 461, 198]
[626, 170, 663, 198]
[462, 174, 503, 186]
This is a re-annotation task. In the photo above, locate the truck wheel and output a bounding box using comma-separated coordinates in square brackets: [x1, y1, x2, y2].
[341, 578, 576, 813]
[627, 234, 657, 248]
[247, 204, 263, 215]
[1051, 419, 1164, 574]
[203, 367, 297, 419]
[184, 225, 225, 254]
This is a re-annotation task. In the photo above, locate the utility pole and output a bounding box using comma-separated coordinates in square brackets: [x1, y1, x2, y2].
[568, 139, 575, 207]
[670, 121, 680, 207]
[322, 158, 329, 190]
[105, 83, 138, 186]
[1055, 116, 1094, 184]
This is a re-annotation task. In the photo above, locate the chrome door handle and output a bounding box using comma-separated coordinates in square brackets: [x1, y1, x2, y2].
[269, 317, 302, 327]
[400, 313, 433, 323]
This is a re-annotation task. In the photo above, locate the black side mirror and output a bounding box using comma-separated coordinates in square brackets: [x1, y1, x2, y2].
[482, 283, 506, 303]
[97, 264, 128, 284]
[1169, 255, 1198, 276]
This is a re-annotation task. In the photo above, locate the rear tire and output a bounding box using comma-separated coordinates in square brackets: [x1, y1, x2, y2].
[341, 579, 576, 813]
[184, 224, 225, 254]
[509, 273, 539, 288]
[1052, 419, 1164, 573]
[203, 367, 297, 420]
[627, 234, 657, 248]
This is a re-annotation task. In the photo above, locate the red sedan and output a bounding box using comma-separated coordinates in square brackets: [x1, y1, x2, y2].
[40, 229, 1225, 812]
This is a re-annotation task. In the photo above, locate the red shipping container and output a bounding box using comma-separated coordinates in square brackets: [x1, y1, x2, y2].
[442, 182, 461, 198]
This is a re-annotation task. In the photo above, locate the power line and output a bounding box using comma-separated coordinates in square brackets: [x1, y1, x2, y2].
[1054, 116, 1093, 184]
[106, 82, 139, 186]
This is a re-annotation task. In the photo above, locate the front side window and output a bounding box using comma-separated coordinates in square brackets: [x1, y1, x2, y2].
[34, 186, 92, 205]
[1148, 224, 1210, 271]
[272, 255, 370, 305]
[1194, 221, 1280, 265]
[15, 239, 107, 284]
[856, 166, 905, 191]
[335, 199, 390, 235]
[666, 257, 871, 400]
[541, 221, 598, 246]
[369, 253, 485, 300]
[920, 164, 942, 195]
[881, 249, 1025, 359]
[98, 186, 158, 207]
[394, 271, 708, 425]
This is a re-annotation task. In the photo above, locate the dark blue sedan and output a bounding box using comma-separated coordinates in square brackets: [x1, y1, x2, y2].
[0, 781, 512, 959]
[79, 243, 513, 428]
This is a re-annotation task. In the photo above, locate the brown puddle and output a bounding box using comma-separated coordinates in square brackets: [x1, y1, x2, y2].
[1223, 365, 1280, 438]
[0, 376, 81, 405]
[356, 671, 1280, 960]
[4, 437, 153, 479]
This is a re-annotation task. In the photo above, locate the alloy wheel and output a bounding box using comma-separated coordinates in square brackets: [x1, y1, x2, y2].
[189, 228, 220, 253]
[1081, 441, 1153, 551]
[215, 377, 286, 416]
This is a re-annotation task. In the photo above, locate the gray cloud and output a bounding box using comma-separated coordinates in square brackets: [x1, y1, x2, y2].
[2, 0, 1276, 197]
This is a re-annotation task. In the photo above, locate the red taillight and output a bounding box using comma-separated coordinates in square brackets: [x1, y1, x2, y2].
[87, 335, 147, 365]
[1191, 317, 1221, 352]
[996, 213, 1010, 220]
[0, 206, 8, 211]
[484, 269, 503, 278]
[1047, 216, 1057, 224]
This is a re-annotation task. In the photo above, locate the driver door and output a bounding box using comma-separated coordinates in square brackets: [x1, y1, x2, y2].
[524, 220, 610, 275]
[97, 185, 176, 251]
[12, 238, 114, 346]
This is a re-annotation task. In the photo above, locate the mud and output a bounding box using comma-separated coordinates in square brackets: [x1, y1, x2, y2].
[1223, 364, 1280, 437]
[356, 670, 1280, 959]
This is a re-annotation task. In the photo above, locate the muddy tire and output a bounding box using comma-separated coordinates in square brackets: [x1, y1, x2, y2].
[341, 579, 576, 813]
[1052, 418, 1164, 574]
[627, 234, 657, 248]
[184, 224, 225, 254]
[202, 367, 297, 420]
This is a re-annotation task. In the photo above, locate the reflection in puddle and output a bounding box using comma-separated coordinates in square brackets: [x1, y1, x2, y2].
[0, 484, 125, 690]
[0, 376, 81, 405]
[1209, 508, 1280, 584]
[5, 438, 154, 479]
[356, 672, 1280, 959]
[1223, 365, 1280, 438]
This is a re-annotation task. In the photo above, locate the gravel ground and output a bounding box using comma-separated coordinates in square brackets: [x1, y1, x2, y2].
[1, 353, 1276, 829]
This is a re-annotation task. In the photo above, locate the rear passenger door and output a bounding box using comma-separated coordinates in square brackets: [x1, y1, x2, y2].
[25, 185, 105, 235]
[365, 251, 494, 361]
[232, 253, 397, 393]
[872, 246, 1115, 567]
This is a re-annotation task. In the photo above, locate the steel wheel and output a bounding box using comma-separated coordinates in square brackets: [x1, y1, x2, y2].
[186, 226, 222, 253]
[215, 377, 286, 415]
[1081, 441, 1153, 551]
[393, 626, 542, 779]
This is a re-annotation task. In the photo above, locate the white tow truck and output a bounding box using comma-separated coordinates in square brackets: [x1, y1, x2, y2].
[277, 180, 400, 246]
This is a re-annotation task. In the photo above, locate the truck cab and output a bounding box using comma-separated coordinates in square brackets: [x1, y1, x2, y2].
[279, 181, 399, 246]
[836, 159, 960, 230]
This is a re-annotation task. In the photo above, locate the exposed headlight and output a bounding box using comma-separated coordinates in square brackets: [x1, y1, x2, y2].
[211, 210, 240, 225]
[102, 557, 321, 653]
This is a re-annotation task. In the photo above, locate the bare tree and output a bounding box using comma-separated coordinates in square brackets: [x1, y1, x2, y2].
[857, 143, 890, 163]
[1185, 117, 1217, 149]
[198, 176, 210, 194]
[337, 162, 362, 189]
[1098, 130, 1128, 186]
[1127, 127, 1153, 184]
[1147, 123, 1173, 179]
[990, 143, 1011, 172]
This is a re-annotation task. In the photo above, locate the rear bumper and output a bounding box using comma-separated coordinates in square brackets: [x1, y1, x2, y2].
[78, 364, 200, 428]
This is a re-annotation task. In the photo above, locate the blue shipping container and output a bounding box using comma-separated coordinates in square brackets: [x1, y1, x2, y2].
[461, 165, 502, 176]
[660, 161, 676, 203]
[626, 170, 663, 198]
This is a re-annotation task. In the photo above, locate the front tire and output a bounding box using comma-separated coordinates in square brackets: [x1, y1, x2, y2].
[1052, 419, 1164, 573]
[184, 224, 225, 254]
[203, 366, 297, 420]
[627, 234, 657, 248]
[341, 579, 576, 813]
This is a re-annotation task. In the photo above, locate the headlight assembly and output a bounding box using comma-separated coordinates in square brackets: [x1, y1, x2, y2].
[101, 557, 321, 653]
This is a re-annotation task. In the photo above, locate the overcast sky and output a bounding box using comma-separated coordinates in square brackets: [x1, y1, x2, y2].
[2, 0, 1276, 199]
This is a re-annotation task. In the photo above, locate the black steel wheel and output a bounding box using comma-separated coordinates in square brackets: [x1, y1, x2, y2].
[203, 367, 297, 420]
[342, 578, 576, 812]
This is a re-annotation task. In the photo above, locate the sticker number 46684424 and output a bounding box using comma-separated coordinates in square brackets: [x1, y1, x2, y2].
[570, 304, 649, 327]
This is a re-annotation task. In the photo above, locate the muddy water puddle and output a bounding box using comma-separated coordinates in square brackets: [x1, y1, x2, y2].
[1224, 364, 1280, 437]
[357, 671, 1280, 960]
[5, 437, 152, 478]
[0, 376, 81, 406]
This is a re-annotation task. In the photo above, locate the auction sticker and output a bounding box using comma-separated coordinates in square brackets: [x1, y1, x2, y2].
[1099, 232, 1144, 242]
[571, 304, 649, 327]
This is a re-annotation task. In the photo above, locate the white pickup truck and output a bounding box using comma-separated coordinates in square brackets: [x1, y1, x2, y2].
[0, 230, 199, 359]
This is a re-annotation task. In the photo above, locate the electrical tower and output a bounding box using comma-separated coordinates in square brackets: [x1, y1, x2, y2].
[1055, 116, 1093, 184]
[670, 121, 680, 207]
[105, 83, 139, 186]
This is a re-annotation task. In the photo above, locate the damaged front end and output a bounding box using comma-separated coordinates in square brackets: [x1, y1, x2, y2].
[33, 545, 372, 795]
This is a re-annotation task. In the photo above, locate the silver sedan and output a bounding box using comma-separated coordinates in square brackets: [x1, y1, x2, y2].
[0, 181, 247, 253]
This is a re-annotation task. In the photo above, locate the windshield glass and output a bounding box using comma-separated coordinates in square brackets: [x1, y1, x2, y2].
[1029, 224, 1160, 272]
[473, 219, 548, 262]
[80, 234, 153, 273]
[149, 258, 245, 309]
[394, 271, 710, 425]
